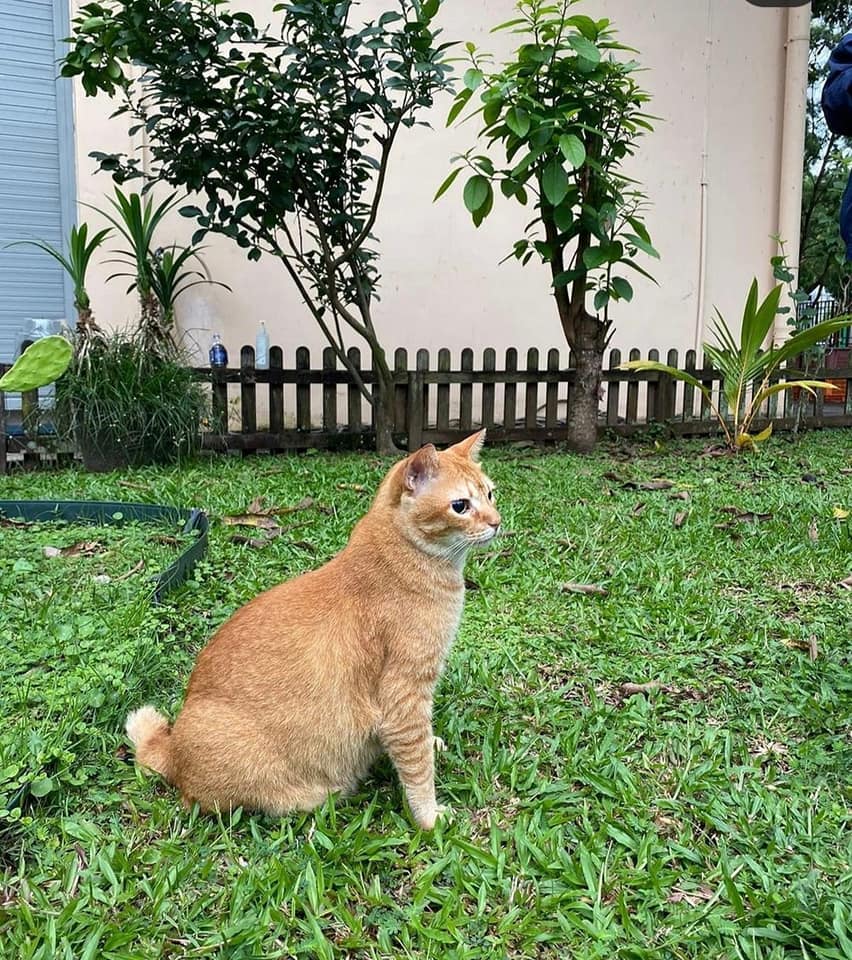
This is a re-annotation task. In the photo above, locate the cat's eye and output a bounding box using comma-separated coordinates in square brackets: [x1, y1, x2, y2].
[451, 499, 470, 515]
[487, 488, 495, 501]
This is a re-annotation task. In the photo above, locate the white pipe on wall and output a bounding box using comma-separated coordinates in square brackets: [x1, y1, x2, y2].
[774, 3, 812, 345]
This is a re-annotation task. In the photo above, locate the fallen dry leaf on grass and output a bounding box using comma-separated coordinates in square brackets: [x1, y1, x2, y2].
[667, 885, 715, 907]
[808, 518, 819, 543]
[631, 502, 646, 517]
[673, 511, 689, 529]
[621, 681, 665, 696]
[336, 482, 367, 493]
[715, 507, 772, 529]
[670, 491, 691, 502]
[839, 574, 852, 590]
[833, 507, 849, 521]
[43, 541, 104, 559]
[638, 480, 675, 491]
[560, 583, 608, 597]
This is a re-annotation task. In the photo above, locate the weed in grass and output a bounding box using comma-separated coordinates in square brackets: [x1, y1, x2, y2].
[0, 434, 850, 958]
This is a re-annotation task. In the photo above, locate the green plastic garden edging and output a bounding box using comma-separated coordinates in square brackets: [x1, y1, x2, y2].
[0, 500, 208, 603]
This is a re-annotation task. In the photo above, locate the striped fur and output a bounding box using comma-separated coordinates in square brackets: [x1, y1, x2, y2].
[126, 430, 500, 829]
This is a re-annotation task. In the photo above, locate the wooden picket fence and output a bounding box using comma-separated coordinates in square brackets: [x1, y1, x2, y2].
[2, 344, 851, 470]
[194, 343, 852, 453]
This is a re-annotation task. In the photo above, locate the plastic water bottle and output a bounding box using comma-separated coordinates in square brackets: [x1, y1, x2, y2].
[209, 333, 228, 368]
[255, 321, 269, 370]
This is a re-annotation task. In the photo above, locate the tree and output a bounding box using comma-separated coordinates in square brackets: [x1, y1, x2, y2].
[62, 0, 453, 454]
[799, 1, 852, 303]
[440, 0, 657, 452]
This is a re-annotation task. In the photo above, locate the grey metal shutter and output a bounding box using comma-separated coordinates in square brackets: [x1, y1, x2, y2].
[0, 0, 75, 365]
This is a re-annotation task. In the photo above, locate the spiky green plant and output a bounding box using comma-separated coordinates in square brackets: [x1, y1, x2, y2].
[94, 188, 182, 350]
[6, 224, 111, 343]
[621, 280, 852, 450]
[146, 246, 230, 329]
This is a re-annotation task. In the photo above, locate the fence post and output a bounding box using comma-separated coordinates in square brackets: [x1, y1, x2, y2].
[240, 345, 256, 435]
[606, 349, 621, 427]
[646, 348, 660, 422]
[347, 346, 362, 433]
[626, 348, 640, 425]
[416, 349, 430, 434]
[460, 348, 474, 431]
[212, 367, 228, 433]
[323, 347, 338, 433]
[296, 346, 311, 432]
[393, 348, 408, 434]
[683, 350, 696, 422]
[436, 348, 450, 432]
[407, 369, 424, 450]
[545, 348, 560, 431]
[482, 348, 496, 430]
[503, 347, 518, 433]
[658, 348, 677, 421]
[269, 346, 284, 434]
[524, 347, 539, 430]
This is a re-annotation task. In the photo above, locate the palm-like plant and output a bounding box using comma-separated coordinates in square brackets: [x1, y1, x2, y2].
[94, 188, 182, 350]
[7, 223, 111, 345]
[621, 280, 852, 450]
[147, 246, 230, 329]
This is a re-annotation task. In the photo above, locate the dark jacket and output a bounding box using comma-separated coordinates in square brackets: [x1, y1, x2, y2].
[822, 32, 852, 260]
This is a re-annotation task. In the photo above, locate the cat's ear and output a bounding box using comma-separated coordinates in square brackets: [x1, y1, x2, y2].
[404, 444, 440, 493]
[449, 429, 486, 462]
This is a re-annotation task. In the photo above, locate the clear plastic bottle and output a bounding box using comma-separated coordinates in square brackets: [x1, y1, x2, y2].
[255, 321, 269, 369]
[209, 333, 228, 368]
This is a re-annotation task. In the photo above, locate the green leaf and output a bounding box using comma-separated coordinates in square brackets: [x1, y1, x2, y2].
[558, 134, 586, 169]
[30, 778, 55, 798]
[594, 289, 609, 312]
[541, 161, 569, 206]
[434, 167, 462, 201]
[447, 88, 473, 126]
[611, 277, 633, 301]
[463, 68, 484, 92]
[620, 360, 711, 398]
[568, 35, 601, 63]
[505, 106, 531, 138]
[582, 242, 622, 270]
[625, 232, 660, 259]
[472, 181, 494, 227]
[463, 175, 491, 214]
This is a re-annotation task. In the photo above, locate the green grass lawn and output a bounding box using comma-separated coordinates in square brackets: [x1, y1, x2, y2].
[1, 433, 850, 959]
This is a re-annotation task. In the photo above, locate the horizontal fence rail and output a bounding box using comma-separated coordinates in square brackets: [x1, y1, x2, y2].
[2, 344, 851, 469]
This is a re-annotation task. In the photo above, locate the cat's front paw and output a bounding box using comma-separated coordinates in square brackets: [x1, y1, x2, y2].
[416, 803, 450, 831]
[432, 735, 447, 753]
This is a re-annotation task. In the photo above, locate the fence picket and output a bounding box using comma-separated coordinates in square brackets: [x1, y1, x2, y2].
[646, 348, 660, 422]
[460, 348, 474, 431]
[296, 346, 311, 431]
[322, 348, 337, 432]
[437, 348, 450, 430]
[503, 348, 518, 431]
[545, 348, 560, 430]
[482, 348, 496, 429]
[626, 348, 640, 424]
[683, 350, 696, 421]
[240, 346, 256, 434]
[524, 348, 539, 429]
[606, 349, 621, 426]
[347, 347, 362, 432]
[270, 346, 284, 433]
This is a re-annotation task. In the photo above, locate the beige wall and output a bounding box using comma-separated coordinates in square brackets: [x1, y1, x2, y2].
[72, 0, 796, 371]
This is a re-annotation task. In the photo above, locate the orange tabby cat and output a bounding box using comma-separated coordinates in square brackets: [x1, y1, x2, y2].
[126, 430, 500, 829]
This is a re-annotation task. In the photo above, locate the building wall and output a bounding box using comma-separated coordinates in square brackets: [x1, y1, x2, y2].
[71, 0, 793, 369]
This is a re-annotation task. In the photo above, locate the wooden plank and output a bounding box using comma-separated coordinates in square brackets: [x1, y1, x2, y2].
[503, 347, 518, 430]
[211, 367, 228, 432]
[682, 349, 696, 421]
[482, 348, 496, 430]
[626, 348, 640, 424]
[417, 349, 430, 430]
[296, 346, 311, 431]
[460, 348, 474, 431]
[436, 348, 450, 430]
[269, 346, 284, 433]
[658, 348, 677, 420]
[394, 347, 408, 433]
[646, 348, 660, 422]
[347, 347, 362, 432]
[700, 355, 715, 421]
[545, 348, 560, 430]
[524, 347, 539, 429]
[606, 349, 621, 426]
[322, 347, 337, 432]
[407, 370, 424, 451]
[240, 345, 256, 434]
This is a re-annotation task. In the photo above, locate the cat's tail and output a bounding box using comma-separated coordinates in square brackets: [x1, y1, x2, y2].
[125, 705, 175, 783]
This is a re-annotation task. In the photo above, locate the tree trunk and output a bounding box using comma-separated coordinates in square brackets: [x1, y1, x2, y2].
[568, 344, 603, 453]
[372, 359, 399, 456]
